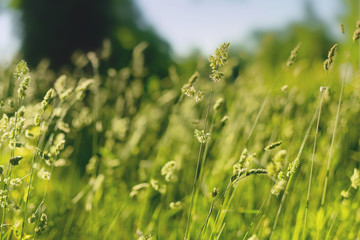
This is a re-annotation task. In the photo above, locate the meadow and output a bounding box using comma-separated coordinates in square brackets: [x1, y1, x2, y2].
[0, 19, 359, 240]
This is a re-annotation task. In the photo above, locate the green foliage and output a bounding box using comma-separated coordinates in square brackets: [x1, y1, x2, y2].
[0, 12, 360, 240]
[12, 0, 173, 76]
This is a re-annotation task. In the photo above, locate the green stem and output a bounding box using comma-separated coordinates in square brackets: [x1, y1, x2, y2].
[20, 132, 42, 239]
[303, 90, 325, 240]
[0, 98, 23, 240]
[137, 95, 184, 232]
[321, 44, 353, 207]
[270, 105, 318, 239]
[185, 81, 215, 239]
[196, 198, 215, 240]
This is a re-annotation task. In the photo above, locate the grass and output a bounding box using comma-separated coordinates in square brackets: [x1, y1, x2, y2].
[0, 20, 359, 240]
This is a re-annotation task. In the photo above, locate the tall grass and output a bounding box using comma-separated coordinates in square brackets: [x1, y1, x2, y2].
[0, 20, 359, 240]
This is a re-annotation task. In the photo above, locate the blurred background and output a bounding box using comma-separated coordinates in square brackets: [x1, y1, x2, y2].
[0, 0, 350, 70]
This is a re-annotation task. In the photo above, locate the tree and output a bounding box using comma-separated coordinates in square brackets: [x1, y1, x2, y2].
[13, 0, 172, 76]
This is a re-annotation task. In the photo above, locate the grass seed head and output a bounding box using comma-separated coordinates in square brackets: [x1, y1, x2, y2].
[195, 91, 204, 102]
[210, 69, 225, 83]
[281, 85, 288, 92]
[169, 201, 183, 209]
[264, 141, 282, 151]
[150, 179, 166, 194]
[194, 129, 210, 143]
[271, 179, 287, 197]
[161, 161, 177, 182]
[34, 114, 42, 126]
[54, 75, 67, 95]
[181, 85, 196, 97]
[75, 79, 93, 100]
[14, 60, 29, 80]
[209, 42, 230, 70]
[356, 20, 360, 28]
[341, 190, 350, 198]
[286, 42, 301, 66]
[15, 118, 25, 135]
[220, 115, 229, 126]
[327, 43, 338, 60]
[28, 213, 36, 224]
[231, 167, 247, 182]
[54, 140, 66, 157]
[213, 97, 225, 112]
[42, 171, 51, 180]
[340, 23, 344, 33]
[233, 163, 243, 175]
[0, 114, 8, 133]
[323, 43, 337, 71]
[353, 29, 360, 41]
[17, 106, 26, 118]
[188, 71, 199, 85]
[239, 148, 248, 164]
[248, 234, 259, 240]
[10, 156, 23, 166]
[35, 213, 48, 234]
[41, 88, 55, 112]
[10, 178, 22, 187]
[211, 188, 219, 198]
[277, 171, 285, 180]
[351, 168, 360, 189]
[286, 157, 300, 177]
[246, 168, 268, 176]
[59, 88, 73, 101]
[18, 76, 31, 100]
[130, 183, 149, 197]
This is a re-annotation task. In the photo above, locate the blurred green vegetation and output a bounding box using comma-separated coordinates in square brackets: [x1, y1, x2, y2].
[0, 1, 359, 240]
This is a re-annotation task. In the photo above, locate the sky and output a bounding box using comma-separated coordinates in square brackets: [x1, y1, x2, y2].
[0, 8, 21, 64]
[0, 0, 344, 64]
[133, 0, 343, 56]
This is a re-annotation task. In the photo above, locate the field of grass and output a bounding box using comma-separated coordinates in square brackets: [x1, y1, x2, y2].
[0, 19, 359, 240]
